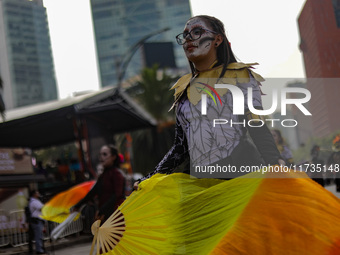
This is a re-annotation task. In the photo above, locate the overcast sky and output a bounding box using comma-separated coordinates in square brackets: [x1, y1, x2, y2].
[43, 0, 307, 99]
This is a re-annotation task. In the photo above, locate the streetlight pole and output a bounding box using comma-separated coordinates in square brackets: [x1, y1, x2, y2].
[0, 76, 5, 121]
[116, 27, 170, 89]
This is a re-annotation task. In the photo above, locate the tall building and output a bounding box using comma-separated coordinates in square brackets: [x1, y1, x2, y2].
[0, 0, 57, 110]
[298, 0, 340, 137]
[286, 81, 312, 147]
[90, 0, 192, 87]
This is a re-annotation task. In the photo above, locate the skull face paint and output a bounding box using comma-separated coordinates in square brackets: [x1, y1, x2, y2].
[182, 17, 217, 64]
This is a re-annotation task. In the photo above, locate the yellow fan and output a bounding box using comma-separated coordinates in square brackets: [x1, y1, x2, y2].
[90, 174, 181, 254]
[90, 170, 340, 255]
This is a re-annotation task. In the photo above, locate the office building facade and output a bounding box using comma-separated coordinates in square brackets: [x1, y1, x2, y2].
[298, 0, 340, 137]
[90, 0, 192, 87]
[0, 0, 57, 110]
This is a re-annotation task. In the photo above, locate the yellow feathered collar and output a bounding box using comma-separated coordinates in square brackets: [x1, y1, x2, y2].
[169, 62, 265, 110]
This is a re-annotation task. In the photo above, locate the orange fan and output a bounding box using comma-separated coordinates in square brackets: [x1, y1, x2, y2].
[42, 181, 95, 223]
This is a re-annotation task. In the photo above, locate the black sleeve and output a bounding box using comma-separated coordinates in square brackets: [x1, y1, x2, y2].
[236, 74, 281, 165]
[140, 118, 189, 181]
[98, 171, 125, 217]
[98, 193, 115, 217]
[74, 178, 100, 209]
[241, 112, 282, 165]
[247, 124, 281, 165]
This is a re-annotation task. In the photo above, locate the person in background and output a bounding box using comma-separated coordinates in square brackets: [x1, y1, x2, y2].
[35, 161, 47, 177]
[24, 199, 34, 254]
[56, 158, 70, 182]
[29, 190, 48, 255]
[271, 129, 294, 166]
[69, 158, 84, 183]
[310, 145, 325, 187]
[327, 134, 340, 191]
[73, 144, 126, 223]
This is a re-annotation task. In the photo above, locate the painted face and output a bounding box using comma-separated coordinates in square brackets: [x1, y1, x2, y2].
[182, 17, 217, 64]
[99, 145, 116, 169]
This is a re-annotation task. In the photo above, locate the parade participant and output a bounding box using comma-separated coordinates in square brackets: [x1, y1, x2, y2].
[73, 144, 126, 222]
[271, 129, 294, 165]
[29, 190, 48, 255]
[134, 15, 283, 187]
[100, 15, 340, 255]
[327, 134, 340, 191]
[310, 144, 325, 186]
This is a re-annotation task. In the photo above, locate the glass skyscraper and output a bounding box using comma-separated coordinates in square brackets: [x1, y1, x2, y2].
[0, 0, 57, 110]
[90, 0, 192, 87]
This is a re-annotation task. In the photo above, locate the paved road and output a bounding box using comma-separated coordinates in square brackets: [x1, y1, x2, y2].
[50, 241, 93, 255]
[0, 235, 93, 255]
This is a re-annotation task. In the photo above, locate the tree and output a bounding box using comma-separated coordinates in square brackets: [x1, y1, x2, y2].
[128, 64, 176, 122]
[0, 76, 5, 121]
[123, 65, 179, 174]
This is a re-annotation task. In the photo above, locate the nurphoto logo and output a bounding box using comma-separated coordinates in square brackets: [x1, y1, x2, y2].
[200, 84, 312, 128]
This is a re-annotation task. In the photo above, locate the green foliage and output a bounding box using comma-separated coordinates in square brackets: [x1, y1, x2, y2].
[124, 65, 179, 175]
[131, 64, 178, 122]
[33, 143, 78, 167]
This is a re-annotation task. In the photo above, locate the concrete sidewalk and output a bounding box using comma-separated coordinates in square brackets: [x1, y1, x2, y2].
[51, 241, 93, 255]
[0, 234, 93, 255]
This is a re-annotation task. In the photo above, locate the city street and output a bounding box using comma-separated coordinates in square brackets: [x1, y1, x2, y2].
[52, 241, 92, 255]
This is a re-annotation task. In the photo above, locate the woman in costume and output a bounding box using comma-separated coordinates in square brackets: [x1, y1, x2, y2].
[73, 144, 126, 222]
[92, 16, 340, 255]
[135, 15, 283, 185]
